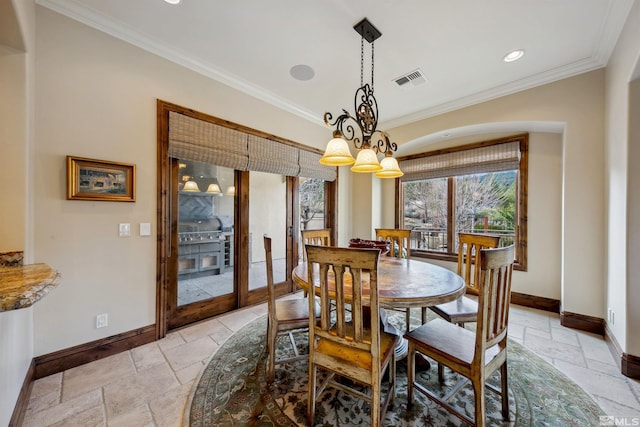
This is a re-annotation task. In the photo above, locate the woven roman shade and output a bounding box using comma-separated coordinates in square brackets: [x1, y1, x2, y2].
[400, 141, 521, 182]
[298, 149, 337, 181]
[247, 134, 299, 176]
[169, 112, 249, 170]
[168, 111, 336, 181]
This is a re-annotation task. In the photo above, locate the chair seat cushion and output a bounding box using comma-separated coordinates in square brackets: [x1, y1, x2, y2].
[404, 318, 498, 367]
[430, 296, 478, 323]
[316, 323, 399, 371]
[276, 299, 319, 329]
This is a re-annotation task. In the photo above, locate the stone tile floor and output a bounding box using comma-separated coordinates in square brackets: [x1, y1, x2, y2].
[23, 295, 640, 426]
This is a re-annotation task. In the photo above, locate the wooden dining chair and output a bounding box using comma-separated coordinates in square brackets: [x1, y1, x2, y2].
[405, 245, 515, 427]
[300, 228, 332, 297]
[305, 245, 399, 427]
[375, 228, 413, 331]
[301, 228, 332, 261]
[264, 236, 319, 383]
[429, 233, 501, 327]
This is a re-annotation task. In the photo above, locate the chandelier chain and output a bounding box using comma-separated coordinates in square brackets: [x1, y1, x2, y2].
[371, 41, 375, 93]
[321, 18, 402, 178]
[360, 36, 364, 88]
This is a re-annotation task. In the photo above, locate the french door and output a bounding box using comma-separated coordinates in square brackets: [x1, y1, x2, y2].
[156, 100, 337, 336]
[166, 161, 298, 330]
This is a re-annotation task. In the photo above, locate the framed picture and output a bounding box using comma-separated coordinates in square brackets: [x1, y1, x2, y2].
[67, 156, 136, 202]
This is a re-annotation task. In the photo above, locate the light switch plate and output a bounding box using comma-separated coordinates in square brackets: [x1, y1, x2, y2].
[140, 223, 151, 236]
[119, 223, 131, 237]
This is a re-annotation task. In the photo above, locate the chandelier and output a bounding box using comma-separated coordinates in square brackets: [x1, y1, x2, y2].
[319, 18, 403, 179]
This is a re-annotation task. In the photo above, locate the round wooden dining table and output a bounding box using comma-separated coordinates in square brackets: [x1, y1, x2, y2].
[292, 256, 466, 359]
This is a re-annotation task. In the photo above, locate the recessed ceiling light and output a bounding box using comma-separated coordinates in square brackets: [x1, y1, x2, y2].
[503, 49, 525, 63]
[290, 64, 315, 81]
[164, 0, 181, 4]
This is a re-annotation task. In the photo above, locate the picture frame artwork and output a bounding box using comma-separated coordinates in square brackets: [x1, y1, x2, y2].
[67, 156, 136, 202]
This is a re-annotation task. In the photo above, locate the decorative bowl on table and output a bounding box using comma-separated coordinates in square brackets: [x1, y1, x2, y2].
[348, 238, 390, 256]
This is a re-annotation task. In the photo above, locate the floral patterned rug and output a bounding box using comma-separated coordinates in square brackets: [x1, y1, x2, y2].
[187, 313, 604, 426]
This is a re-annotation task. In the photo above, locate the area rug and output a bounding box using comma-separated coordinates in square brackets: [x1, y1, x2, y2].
[187, 313, 604, 426]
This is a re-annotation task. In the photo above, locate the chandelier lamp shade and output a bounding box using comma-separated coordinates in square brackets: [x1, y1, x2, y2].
[319, 18, 403, 179]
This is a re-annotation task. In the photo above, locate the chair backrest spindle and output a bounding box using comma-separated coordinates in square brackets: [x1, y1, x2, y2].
[457, 233, 501, 295]
[476, 245, 515, 357]
[306, 246, 380, 355]
[301, 229, 332, 261]
[375, 228, 411, 258]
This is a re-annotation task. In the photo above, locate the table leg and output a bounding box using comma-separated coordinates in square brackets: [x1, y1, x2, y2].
[379, 308, 431, 370]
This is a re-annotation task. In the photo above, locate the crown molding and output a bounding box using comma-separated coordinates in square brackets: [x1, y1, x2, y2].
[37, 0, 630, 132]
[381, 57, 605, 130]
[36, 0, 324, 127]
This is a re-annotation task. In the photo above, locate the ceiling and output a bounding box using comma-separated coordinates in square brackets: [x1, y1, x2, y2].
[37, 0, 634, 137]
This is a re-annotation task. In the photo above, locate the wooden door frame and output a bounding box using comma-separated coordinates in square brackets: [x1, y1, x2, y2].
[156, 99, 337, 338]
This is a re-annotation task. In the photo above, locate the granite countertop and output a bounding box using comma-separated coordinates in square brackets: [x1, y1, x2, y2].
[0, 264, 61, 311]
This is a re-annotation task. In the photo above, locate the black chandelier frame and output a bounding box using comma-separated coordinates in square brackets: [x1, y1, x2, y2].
[323, 18, 398, 157]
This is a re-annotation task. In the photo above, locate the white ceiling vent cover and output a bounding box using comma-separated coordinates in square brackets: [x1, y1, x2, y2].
[393, 69, 427, 87]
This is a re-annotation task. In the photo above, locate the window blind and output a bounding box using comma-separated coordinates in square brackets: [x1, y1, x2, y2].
[168, 111, 336, 181]
[399, 141, 520, 182]
[247, 134, 299, 176]
[168, 112, 249, 171]
[298, 149, 337, 181]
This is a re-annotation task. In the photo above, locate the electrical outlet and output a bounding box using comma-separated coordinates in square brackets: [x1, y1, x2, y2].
[607, 308, 615, 325]
[96, 313, 108, 328]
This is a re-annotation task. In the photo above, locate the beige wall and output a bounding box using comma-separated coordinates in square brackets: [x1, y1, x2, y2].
[0, 35, 26, 252]
[377, 132, 563, 299]
[0, 0, 36, 424]
[627, 78, 640, 356]
[605, 0, 640, 356]
[6, 0, 637, 379]
[380, 71, 605, 318]
[32, 7, 328, 355]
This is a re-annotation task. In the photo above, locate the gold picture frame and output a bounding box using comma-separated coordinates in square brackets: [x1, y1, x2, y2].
[67, 156, 136, 202]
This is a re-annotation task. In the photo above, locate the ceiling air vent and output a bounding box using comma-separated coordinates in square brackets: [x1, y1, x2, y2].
[393, 69, 427, 87]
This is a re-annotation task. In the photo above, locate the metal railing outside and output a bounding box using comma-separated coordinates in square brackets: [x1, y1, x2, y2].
[410, 227, 514, 252]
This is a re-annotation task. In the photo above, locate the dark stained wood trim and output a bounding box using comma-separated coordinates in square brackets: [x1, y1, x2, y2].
[156, 99, 338, 331]
[8, 359, 35, 427]
[510, 291, 560, 313]
[236, 170, 249, 308]
[394, 176, 402, 229]
[325, 178, 338, 246]
[398, 133, 528, 271]
[168, 294, 236, 330]
[621, 353, 640, 379]
[396, 133, 529, 162]
[33, 324, 156, 379]
[560, 311, 604, 336]
[447, 177, 455, 252]
[288, 177, 298, 292]
[604, 321, 623, 370]
[517, 134, 529, 271]
[156, 99, 170, 340]
[155, 99, 324, 154]
[606, 321, 640, 378]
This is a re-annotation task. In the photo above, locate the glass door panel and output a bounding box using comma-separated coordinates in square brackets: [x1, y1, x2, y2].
[168, 159, 236, 329]
[249, 171, 287, 291]
[298, 177, 326, 261]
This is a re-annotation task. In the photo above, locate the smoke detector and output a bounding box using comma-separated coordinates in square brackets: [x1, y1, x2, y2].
[393, 69, 427, 87]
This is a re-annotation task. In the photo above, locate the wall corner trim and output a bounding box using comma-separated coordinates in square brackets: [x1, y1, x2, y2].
[8, 359, 35, 427]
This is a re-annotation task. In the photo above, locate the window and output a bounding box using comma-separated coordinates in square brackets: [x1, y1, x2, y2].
[398, 134, 527, 270]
